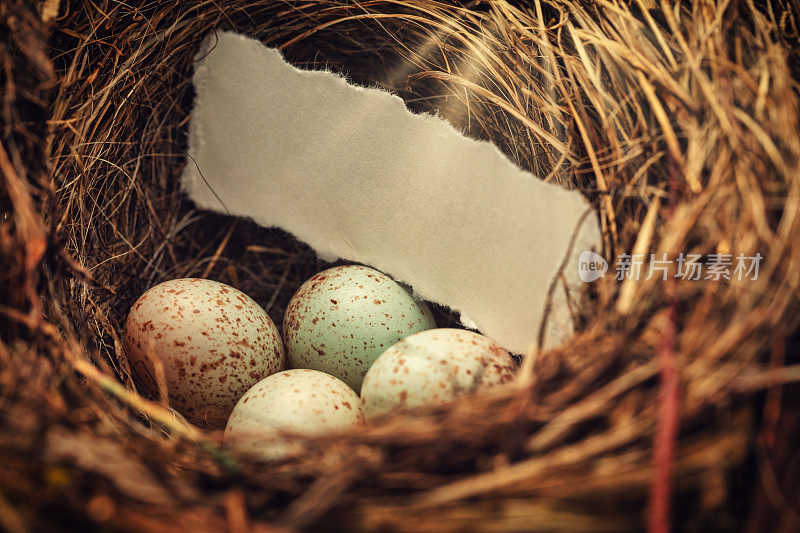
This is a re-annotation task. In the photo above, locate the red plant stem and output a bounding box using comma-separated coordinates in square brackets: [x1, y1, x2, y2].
[649, 160, 682, 533]
[761, 330, 785, 450]
[649, 300, 679, 533]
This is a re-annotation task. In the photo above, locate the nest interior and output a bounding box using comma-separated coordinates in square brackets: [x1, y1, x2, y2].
[2, 0, 800, 531]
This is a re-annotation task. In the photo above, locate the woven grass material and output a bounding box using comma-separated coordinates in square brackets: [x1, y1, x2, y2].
[2, 0, 800, 531]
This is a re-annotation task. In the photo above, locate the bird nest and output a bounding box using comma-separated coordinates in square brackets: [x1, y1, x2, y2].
[2, 0, 800, 531]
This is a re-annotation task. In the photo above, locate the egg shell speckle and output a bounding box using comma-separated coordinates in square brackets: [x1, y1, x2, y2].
[224, 369, 363, 460]
[360, 328, 517, 419]
[283, 265, 436, 392]
[124, 278, 285, 426]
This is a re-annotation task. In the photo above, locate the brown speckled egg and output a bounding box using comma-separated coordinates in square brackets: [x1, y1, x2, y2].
[283, 265, 436, 393]
[224, 369, 363, 460]
[360, 328, 517, 419]
[124, 278, 284, 426]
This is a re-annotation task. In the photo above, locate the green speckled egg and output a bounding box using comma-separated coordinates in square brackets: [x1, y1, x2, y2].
[283, 265, 436, 392]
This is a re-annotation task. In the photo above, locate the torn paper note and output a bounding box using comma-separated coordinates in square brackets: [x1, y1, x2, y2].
[182, 31, 601, 354]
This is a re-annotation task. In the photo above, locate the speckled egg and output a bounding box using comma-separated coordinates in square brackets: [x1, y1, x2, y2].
[360, 328, 517, 419]
[224, 369, 363, 460]
[283, 265, 436, 392]
[124, 278, 284, 427]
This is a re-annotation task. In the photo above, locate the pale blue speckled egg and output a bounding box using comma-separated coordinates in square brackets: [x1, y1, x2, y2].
[282, 265, 436, 392]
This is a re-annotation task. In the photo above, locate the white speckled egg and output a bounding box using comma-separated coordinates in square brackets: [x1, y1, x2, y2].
[361, 328, 517, 419]
[283, 265, 436, 392]
[124, 278, 284, 427]
[224, 369, 363, 460]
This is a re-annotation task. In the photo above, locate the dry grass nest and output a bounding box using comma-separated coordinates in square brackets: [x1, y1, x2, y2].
[2, 0, 800, 531]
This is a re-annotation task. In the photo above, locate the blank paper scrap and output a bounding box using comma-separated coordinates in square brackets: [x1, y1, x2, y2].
[182, 31, 601, 354]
